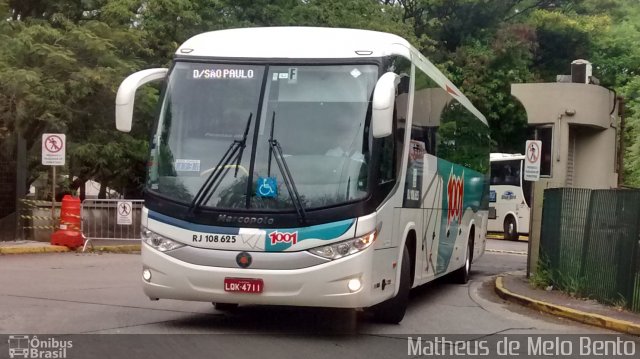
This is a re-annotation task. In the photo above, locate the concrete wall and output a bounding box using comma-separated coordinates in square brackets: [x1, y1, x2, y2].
[512, 83, 615, 128]
[572, 126, 618, 188]
[512, 82, 619, 275]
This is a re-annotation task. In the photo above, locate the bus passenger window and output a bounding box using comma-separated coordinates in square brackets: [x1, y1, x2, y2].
[378, 135, 395, 184]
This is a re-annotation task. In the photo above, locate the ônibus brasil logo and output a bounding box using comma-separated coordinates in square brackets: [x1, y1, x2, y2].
[7, 335, 72, 359]
[446, 169, 464, 226]
[269, 231, 298, 246]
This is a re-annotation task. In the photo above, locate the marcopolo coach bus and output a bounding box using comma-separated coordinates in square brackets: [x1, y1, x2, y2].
[115, 27, 491, 323]
[487, 153, 531, 241]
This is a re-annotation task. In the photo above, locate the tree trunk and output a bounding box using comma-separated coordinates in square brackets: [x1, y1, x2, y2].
[79, 180, 86, 202]
[98, 181, 107, 199]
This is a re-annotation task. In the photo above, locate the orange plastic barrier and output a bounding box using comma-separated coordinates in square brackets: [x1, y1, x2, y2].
[50, 195, 84, 249]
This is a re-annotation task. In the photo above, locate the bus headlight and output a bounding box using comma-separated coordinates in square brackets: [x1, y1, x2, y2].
[141, 227, 185, 252]
[308, 231, 377, 260]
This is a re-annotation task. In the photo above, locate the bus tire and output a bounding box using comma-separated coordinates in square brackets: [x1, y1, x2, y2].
[503, 216, 518, 241]
[371, 246, 411, 324]
[452, 235, 473, 284]
[213, 303, 239, 312]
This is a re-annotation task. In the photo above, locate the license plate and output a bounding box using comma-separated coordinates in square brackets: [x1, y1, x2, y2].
[224, 278, 264, 294]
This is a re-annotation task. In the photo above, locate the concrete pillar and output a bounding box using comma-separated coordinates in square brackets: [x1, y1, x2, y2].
[512, 82, 618, 275]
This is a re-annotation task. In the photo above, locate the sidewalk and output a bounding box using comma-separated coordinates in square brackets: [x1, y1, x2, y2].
[496, 272, 640, 336]
[0, 239, 140, 254]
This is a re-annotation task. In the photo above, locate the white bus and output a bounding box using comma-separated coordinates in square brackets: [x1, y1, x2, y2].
[115, 27, 491, 323]
[487, 153, 532, 240]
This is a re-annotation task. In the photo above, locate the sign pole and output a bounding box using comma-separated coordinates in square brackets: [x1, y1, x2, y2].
[526, 181, 534, 278]
[523, 139, 542, 278]
[51, 166, 56, 232]
[42, 133, 66, 233]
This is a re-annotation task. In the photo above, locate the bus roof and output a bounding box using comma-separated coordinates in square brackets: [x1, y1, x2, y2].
[490, 153, 525, 161]
[176, 27, 487, 126]
[177, 27, 412, 59]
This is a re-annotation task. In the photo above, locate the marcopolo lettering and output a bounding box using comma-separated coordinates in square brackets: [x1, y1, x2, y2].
[217, 214, 274, 225]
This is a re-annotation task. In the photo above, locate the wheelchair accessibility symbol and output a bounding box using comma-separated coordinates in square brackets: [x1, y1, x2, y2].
[257, 177, 277, 198]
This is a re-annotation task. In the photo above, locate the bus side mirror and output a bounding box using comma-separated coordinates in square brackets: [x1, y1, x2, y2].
[371, 72, 400, 138]
[116, 68, 169, 132]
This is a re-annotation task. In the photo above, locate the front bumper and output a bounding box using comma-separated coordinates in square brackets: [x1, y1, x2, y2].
[141, 242, 376, 308]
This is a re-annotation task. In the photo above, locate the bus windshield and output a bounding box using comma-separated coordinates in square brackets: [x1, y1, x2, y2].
[490, 160, 521, 186]
[148, 61, 378, 211]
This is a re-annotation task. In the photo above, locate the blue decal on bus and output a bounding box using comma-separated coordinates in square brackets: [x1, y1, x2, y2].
[264, 219, 355, 252]
[436, 159, 484, 274]
[489, 190, 496, 202]
[501, 191, 516, 200]
[256, 176, 278, 198]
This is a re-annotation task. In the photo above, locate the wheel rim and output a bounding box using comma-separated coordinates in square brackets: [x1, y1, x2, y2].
[505, 218, 515, 237]
[465, 244, 470, 272]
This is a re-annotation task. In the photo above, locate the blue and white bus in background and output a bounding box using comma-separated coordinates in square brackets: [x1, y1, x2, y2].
[487, 153, 531, 240]
[115, 27, 491, 323]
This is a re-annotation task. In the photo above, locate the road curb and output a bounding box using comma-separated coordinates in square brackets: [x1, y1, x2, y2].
[0, 245, 70, 255]
[90, 244, 141, 253]
[0, 244, 141, 255]
[486, 234, 528, 242]
[495, 276, 640, 336]
[486, 249, 527, 255]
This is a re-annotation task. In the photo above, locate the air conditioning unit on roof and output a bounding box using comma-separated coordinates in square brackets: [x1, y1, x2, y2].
[571, 59, 592, 84]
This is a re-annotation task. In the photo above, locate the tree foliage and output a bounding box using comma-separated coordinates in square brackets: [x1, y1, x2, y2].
[1, 0, 639, 196]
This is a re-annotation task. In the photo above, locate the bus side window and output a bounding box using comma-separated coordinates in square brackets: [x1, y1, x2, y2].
[378, 130, 395, 184]
[411, 67, 440, 156]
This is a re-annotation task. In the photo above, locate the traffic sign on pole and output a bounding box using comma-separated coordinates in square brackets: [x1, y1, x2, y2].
[524, 140, 542, 181]
[117, 201, 133, 225]
[42, 133, 66, 166]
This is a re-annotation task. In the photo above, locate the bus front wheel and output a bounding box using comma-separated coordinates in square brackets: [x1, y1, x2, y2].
[370, 246, 411, 324]
[503, 216, 518, 241]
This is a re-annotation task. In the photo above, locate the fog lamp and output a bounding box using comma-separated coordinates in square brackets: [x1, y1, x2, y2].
[142, 269, 152, 282]
[348, 278, 362, 292]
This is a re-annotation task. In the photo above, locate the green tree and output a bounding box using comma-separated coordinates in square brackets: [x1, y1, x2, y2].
[622, 77, 640, 187]
[445, 24, 537, 152]
[0, 0, 152, 198]
[2, 0, 640, 194]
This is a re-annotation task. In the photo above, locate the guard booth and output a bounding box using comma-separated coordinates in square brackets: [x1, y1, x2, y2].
[511, 60, 620, 275]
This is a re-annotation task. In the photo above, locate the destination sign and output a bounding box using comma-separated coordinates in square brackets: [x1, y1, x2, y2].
[193, 68, 255, 80]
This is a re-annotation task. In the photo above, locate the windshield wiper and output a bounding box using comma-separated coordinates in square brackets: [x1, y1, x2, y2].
[234, 111, 253, 178]
[189, 113, 253, 213]
[267, 112, 307, 224]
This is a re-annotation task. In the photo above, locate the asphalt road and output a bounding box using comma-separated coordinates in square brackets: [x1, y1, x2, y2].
[0, 239, 631, 359]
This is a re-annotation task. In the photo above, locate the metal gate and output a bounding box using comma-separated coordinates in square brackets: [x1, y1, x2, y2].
[540, 188, 640, 312]
[81, 199, 144, 251]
